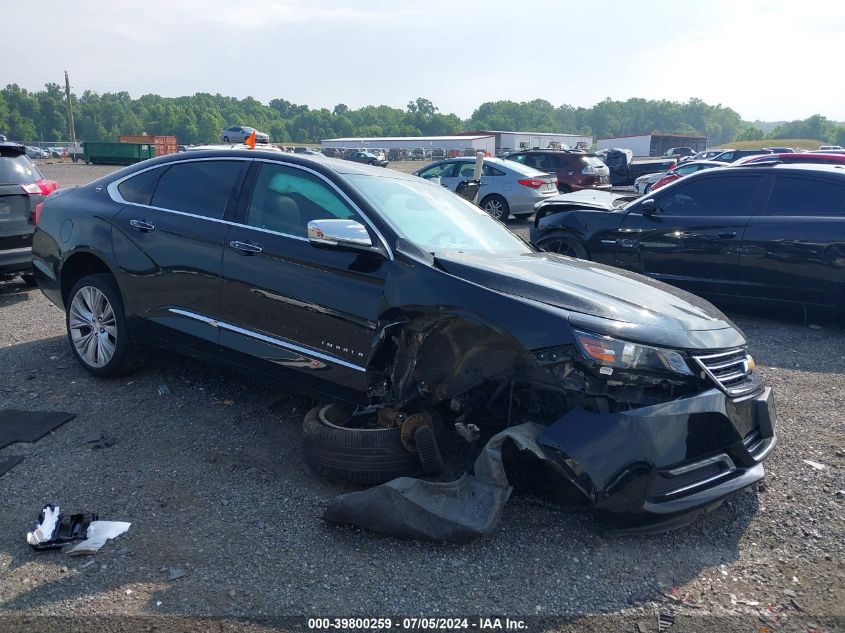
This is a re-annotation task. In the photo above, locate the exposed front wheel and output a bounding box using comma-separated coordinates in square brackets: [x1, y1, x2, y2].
[538, 236, 589, 259]
[223, 136, 230, 143]
[302, 404, 422, 485]
[480, 195, 510, 221]
[66, 274, 132, 377]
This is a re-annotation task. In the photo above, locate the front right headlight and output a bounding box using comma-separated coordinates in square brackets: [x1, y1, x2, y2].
[573, 329, 693, 377]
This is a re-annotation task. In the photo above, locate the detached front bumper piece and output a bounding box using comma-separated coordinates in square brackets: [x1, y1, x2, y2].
[537, 387, 776, 531]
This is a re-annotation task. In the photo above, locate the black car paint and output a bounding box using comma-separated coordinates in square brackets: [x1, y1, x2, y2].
[32, 149, 776, 527]
[531, 165, 845, 309]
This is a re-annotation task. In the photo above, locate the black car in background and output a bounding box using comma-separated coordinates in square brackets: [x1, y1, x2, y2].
[0, 142, 59, 284]
[531, 164, 845, 310]
[31, 149, 776, 530]
[344, 151, 388, 167]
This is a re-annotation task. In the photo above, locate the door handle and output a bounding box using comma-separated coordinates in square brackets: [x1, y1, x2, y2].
[129, 219, 155, 232]
[229, 240, 263, 254]
[717, 231, 737, 239]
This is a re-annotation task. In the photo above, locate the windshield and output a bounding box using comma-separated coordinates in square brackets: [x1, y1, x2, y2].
[348, 174, 532, 256]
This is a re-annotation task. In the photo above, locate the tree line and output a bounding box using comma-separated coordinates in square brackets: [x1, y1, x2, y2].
[1, 83, 843, 147]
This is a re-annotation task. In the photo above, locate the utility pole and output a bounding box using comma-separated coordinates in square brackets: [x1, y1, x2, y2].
[64, 70, 77, 147]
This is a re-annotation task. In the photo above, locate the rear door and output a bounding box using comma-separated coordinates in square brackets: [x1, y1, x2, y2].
[617, 173, 765, 297]
[111, 158, 249, 348]
[217, 160, 389, 397]
[740, 174, 845, 306]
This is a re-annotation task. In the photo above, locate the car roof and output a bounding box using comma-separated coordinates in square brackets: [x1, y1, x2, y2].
[677, 160, 724, 167]
[0, 141, 26, 155]
[115, 148, 422, 181]
[721, 163, 845, 177]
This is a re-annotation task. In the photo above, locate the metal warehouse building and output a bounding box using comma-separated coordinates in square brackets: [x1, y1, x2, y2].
[596, 133, 708, 157]
[460, 130, 593, 154]
[321, 135, 495, 154]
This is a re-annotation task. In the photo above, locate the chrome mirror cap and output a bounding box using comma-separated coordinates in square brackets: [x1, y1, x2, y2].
[307, 219, 373, 248]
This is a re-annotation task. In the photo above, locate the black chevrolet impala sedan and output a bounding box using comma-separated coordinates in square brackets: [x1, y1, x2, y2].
[32, 149, 776, 529]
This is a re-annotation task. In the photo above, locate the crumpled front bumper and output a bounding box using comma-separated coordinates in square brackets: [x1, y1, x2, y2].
[537, 386, 776, 531]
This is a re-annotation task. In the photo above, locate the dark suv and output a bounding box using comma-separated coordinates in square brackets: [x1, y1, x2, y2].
[530, 164, 845, 310]
[1, 142, 59, 284]
[505, 150, 610, 192]
[32, 148, 776, 530]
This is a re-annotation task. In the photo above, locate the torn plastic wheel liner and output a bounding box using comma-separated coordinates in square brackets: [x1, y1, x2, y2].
[27, 504, 131, 554]
[323, 422, 552, 541]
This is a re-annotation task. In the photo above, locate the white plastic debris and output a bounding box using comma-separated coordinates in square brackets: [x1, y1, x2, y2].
[26, 505, 61, 546]
[803, 459, 826, 471]
[66, 521, 131, 556]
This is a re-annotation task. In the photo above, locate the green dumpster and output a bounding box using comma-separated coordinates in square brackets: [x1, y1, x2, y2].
[83, 142, 156, 166]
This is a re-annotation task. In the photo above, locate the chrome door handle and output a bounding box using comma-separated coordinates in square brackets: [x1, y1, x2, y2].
[229, 240, 263, 254]
[129, 219, 155, 232]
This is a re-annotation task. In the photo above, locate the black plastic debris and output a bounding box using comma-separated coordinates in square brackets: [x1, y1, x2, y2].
[82, 432, 117, 450]
[323, 423, 548, 541]
[27, 505, 98, 550]
[0, 455, 24, 478]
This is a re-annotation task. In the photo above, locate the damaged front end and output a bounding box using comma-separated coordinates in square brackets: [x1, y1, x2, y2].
[337, 308, 776, 538]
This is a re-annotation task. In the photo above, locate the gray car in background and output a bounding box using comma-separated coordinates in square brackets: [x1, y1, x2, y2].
[219, 125, 270, 144]
[414, 157, 558, 220]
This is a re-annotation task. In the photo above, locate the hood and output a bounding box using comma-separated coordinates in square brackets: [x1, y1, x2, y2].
[435, 251, 745, 350]
[535, 189, 636, 212]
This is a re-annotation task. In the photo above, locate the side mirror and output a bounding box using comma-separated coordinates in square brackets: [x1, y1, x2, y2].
[307, 219, 373, 249]
[641, 198, 657, 215]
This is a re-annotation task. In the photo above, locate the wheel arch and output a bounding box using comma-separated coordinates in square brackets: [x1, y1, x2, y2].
[535, 230, 591, 258]
[59, 249, 121, 306]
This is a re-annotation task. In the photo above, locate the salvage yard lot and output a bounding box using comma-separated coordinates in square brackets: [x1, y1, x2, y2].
[0, 163, 843, 630]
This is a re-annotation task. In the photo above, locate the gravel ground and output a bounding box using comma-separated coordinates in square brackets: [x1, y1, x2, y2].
[0, 164, 842, 631]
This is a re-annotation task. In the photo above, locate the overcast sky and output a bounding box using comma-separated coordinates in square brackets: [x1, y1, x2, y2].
[4, 0, 844, 122]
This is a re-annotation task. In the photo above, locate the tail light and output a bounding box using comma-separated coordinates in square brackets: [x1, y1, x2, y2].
[34, 202, 44, 225]
[21, 179, 60, 196]
[518, 178, 551, 189]
[581, 166, 598, 175]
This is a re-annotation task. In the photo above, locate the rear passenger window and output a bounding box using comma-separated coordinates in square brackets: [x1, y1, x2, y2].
[763, 176, 845, 216]
[657, 175, 761, 215]
[117, 168, 162, 205]
[151, 160, 246, 219]
[245, 163, 362, 238]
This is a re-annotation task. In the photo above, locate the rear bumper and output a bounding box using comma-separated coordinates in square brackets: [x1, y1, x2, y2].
[0, 246, 32, 276]
[538, 386, 776, 531]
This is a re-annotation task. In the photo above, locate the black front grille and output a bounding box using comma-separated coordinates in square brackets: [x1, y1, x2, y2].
[693, 348, 755, 394]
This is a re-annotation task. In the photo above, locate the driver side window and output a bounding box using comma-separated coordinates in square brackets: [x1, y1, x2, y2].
[656, 175, 761, 215]
[246, 163, 362, 238]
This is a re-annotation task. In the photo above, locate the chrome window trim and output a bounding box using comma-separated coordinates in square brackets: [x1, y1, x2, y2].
[168, 308, 366, 372]
[252, 158, 394, 259]
[107, 155, 394, 258]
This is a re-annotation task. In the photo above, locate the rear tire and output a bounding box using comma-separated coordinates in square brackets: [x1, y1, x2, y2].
[302, 405, 421, 485]
[223, 135, 230, 143]
[65, 274, 133, 377]
[538, 236, 589, 259]
[480, 194, 510, 221]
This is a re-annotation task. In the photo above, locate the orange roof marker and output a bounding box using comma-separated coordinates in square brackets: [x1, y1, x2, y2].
[245, 129, 256, 149]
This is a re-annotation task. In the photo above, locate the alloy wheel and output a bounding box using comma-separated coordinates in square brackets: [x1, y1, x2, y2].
[543, 239, 582, 258]
[69, 286, 117, 367]
[484, 198, 504, 220]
